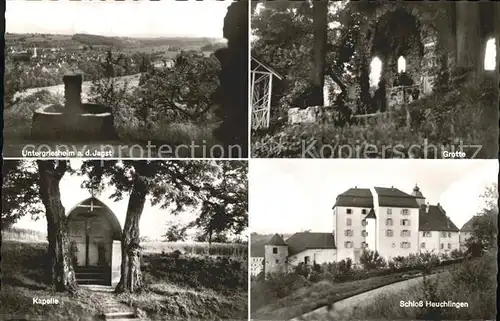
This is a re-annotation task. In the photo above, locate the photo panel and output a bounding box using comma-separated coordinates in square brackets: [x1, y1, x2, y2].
[1, 159, 248, 321]
[249, 159, 498, 320]
[4, 0, 249, 159]
[250, 0, 499, 159]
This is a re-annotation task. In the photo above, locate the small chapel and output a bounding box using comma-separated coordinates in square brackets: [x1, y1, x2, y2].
[67, 197, 122, 286]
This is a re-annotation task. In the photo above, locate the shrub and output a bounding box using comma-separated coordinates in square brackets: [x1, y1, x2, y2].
[359, 249, 386, 270]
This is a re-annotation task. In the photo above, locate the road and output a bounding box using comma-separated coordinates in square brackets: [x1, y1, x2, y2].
[289, 273, 443, 321]
[13, 73, 142, 101]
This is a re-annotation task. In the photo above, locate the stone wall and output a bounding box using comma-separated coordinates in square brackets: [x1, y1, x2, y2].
[288, 106, 337, 124]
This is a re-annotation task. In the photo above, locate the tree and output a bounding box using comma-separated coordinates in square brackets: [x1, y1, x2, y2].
[465, 183, 498, 256]
[79, 160, 247, 293]
[189, 161, 248, 244]
[137, 51, 220, 122]
[309, 0, 329, 106]
[455, 2, 481, 81]
[3, 62, 25, 108]
[2, 160, 77, 292]
[2, 160, 43, 229]
[37, 161, 77, 292]
[163, 222, 188, 242]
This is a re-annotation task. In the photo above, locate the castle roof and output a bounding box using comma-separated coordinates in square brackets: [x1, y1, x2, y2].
[266, 233, 287, 246]
[66, 197, 122, 240]
[460, 216, 480, 232]
[250, 235, 271, 257]
[286, 232, 336, 255]
[375, 186, 420, 208]
[333, 188, 373, 208]
[419, 204, 459, 232]
[411, 184, 425, 199]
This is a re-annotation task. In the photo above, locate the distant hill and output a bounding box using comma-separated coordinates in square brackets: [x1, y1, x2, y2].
[5, 33, 225, 51]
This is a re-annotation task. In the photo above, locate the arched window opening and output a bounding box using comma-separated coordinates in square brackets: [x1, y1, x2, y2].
[484, 38, 496, 71]
[397, 56, 406, 73]
[369, 57, 382, 87]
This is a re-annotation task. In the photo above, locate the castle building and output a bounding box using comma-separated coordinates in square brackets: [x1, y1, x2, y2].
[333, 185, 460, 262]
[252, 185, 467, 276]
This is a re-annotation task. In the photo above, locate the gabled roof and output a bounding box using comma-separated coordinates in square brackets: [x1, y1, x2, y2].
[419, 204, 459, 232]
[375, 187, 420, 208]
[250, 235, 271, 257]
[333, 188, 374, 208]
[251, 54, 283, 80]
[286, 232, 336, 256]
[266, 233, 287, 246]
[67, 197, 122, 240]
[366, 208, 376, 219]
[460, 216, 480, 232]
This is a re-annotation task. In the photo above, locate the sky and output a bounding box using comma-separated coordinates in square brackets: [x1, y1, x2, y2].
[249, 159, 498, 234]
[14, 160, 199, 240]
[5, 0, 232, 38]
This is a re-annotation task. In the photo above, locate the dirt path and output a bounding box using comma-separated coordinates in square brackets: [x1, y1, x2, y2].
[80, 285, 141, 321]
[290, 273, 442, 321]
[13, 73, 142, 101]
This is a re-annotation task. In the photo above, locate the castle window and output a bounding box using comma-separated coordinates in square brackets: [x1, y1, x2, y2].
[440, 243, 444, 249]
[362, 230, 368, 237]
[386, 218, 393, 226]
[401, 242, 411, 249]
[401, 209, 409, 215]
[423, 231, 431, 237]
[346, 218, 352, 226]
[387, 208, 392, 215]
[448, 232, 451, 238]
[362, 209, 367, 214]
[392, 243, 396, 248]
[276, 259, 279, 263]
[420, 242, 425, 249]
[447, 243, 451, 249]
[345, 229, 353, 237]
[361, 242, 368, 248]
[304, 256, 310, 265]
[441, 232, 447, 238]
[401, 230, 411, 237]
[401, 219, 410, 226]
[346, 208, 352, 214]
[386, 229, 394, 237]
[273, 247, 278, 254]
[344, 241, 353, 248]
[362, 219, 367, 226]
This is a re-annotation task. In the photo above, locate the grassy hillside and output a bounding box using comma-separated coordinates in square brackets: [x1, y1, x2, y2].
[1, 240, 247, 320]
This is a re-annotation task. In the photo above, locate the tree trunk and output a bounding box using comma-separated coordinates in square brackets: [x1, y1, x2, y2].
[37, 160, 77, 292]
[309, 0, 328, 106]
[456, 2, 481, 81]
[115, 173, 148, 293]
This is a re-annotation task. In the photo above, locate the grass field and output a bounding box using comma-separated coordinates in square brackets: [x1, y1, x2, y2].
[0, 240, 248, 321]
[251, 263, 462, 320]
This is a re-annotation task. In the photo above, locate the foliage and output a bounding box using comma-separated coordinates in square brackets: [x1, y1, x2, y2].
[142, 251, 246, 293]
[465, 183, 498, 256]
[135, 51, 220, 123]
[1, 161, 44, 229]
[252, 79, 497, 158]
[162, 222, 188, 242]
[3, 62, 25, 107]
[359, 249, 386, 270]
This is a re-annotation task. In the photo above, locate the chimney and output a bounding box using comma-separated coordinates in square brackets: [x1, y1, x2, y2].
[63, 74, 83, 113]
[426, 202, 430, 213]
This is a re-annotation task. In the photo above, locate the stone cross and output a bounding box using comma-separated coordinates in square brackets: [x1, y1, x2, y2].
[63, 74, 83, 114]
